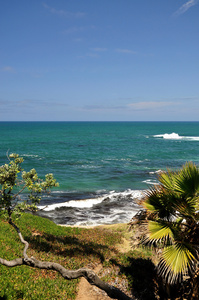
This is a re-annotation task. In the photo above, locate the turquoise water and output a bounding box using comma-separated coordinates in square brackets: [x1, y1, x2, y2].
[0, 122, 199, 225]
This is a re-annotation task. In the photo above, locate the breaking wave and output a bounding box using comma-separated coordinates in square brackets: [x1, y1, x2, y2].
[153, 133, 199, 141]
[37, 190, 144, 226]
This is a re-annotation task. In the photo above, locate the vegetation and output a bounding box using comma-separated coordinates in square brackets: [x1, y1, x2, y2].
[131, 162, 199, 299]
[0, 153, 59, 218]
[0, 153, 137, 300]
[3, 154, 199, 299]
[0, 214, 156, 300]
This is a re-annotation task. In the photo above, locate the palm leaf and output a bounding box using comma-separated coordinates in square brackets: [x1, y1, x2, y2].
[174, 162, 199, 197]
[158, 169, 175, 191]
[158, 242, 196, 284]
[172, 197, 197, 220]
[146, 221, 174, 243]
[137, 162, 199, 285]
[144, 187, 176, 219]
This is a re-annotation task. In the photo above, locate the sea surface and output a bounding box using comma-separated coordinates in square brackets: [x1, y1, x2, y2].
[0, 121, 199, 226]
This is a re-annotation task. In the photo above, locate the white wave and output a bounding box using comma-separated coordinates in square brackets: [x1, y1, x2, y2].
[21, 154, 39, 158]
[74, 208, 139, 227]
[154, 133, 181, 139]
[149, 169, 162, 174]
[106, 190, 144, 202]
[153, 132, 199, 141]
[38, 197, 104, 211]
[190, 137, 199, 141]
[38, 189, 144, 211]
[142, 179, 159, 185]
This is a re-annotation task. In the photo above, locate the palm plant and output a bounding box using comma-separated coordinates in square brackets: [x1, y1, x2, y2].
[140, 162, 199, 290]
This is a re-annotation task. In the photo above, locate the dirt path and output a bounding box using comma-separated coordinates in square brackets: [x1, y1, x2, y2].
[76, 264, 112, 300]
[75, 223, 132, 300]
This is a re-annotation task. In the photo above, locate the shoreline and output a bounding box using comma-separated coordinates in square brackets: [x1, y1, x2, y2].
[58, 222, 130, 229]
[38, 190, 143, 227]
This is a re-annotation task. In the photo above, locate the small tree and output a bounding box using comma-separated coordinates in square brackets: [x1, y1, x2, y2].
[0, 153, 131, 300]
[131, 162, 199, 299]
[0, 153, 59, 220]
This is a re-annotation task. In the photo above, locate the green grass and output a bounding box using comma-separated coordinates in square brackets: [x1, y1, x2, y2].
[0, 214, 155, 300]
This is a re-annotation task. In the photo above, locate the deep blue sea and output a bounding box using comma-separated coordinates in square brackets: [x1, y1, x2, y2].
[0, 121, 199, 225]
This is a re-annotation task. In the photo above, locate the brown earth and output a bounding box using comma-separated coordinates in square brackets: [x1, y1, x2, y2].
[76, 264, 112, 300]
[75, 223, 133, 300]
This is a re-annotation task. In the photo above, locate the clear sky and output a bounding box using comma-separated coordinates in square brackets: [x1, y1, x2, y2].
[1, 0, 199, 121]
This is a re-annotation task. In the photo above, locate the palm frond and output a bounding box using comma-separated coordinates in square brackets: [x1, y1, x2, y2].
[174, 162, 199, 197]
[158, 242, 196, 284]
[158, 170, 176, 193]
[144, 187, 176, 220]
[136, 162, 199, 285]
[172, 197, 197, 220]
[145, 220, 174, 244]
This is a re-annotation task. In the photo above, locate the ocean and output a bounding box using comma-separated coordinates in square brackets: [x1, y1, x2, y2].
[0, 121, 199, 226]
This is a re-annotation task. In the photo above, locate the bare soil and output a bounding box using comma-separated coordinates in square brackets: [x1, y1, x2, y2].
[76, 264, 112, 300]
[75, 223, 133, 300]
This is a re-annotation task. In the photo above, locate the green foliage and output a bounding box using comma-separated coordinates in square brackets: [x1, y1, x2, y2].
[142, 162, 199, 284]
[0, 153, 59, 218]
[0, 214, 152, 300]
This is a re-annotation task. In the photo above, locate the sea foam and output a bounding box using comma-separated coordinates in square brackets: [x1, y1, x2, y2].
[38, 197, 105, 211]
[38, 190, 143, 212]
[154, 132, 199, 141]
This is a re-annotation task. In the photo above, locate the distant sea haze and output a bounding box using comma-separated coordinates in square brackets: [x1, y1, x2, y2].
[0, 121, 199, 225]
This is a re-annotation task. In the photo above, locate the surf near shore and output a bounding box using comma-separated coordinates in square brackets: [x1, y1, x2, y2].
[37, 189, 144, 226]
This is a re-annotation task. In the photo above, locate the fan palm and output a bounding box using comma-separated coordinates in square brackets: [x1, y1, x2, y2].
[142, 162, 199, 287]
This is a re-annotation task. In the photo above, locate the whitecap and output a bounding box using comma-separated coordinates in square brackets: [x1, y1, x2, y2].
[21, 154, 39, 158]
[149, 169, 162, 174]
[153, 132, 199, 141]
[106, 189, 144, 201]
[163, 133, 181, 139]
[154, 133, 181, 139]
[142, 179, 159, 185]
[38, 189, 144, 212]
[38, 197, 105, 211]
[190, 137, 199, 141]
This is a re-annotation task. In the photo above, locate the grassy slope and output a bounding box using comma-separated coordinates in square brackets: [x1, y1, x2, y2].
[0, 214, 155, 300]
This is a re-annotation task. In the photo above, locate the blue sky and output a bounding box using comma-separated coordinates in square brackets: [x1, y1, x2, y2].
[1, 0, 199, 121]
